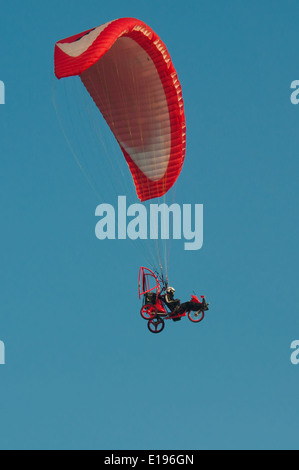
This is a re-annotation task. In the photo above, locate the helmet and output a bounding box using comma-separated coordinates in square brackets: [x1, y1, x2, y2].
[166, 287, 175, 295]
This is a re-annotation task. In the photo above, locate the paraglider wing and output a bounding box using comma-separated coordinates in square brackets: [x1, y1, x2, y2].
[54, 17, 186, 201]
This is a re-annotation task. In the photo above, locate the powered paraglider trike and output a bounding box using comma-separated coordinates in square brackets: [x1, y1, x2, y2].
[139, 267, 209, 334]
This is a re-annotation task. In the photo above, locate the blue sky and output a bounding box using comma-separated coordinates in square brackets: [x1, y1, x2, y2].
[0, 0, 298, 450]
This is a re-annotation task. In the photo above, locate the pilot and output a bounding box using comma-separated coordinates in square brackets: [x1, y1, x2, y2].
[163, 286, 181, 312]
[162, 286, 206, 317]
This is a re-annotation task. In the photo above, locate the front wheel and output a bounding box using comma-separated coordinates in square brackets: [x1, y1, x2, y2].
[148, 317, 165, 334]
[188, 310, 205, 323]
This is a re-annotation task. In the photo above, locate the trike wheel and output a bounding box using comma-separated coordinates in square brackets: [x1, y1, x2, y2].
[148, 317, 165, 334]
[141, 304, 157, 320]
[188, 310, 205, 323]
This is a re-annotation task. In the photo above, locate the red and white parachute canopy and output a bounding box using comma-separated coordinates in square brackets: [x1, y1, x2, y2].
[54, 18, 186, 202]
